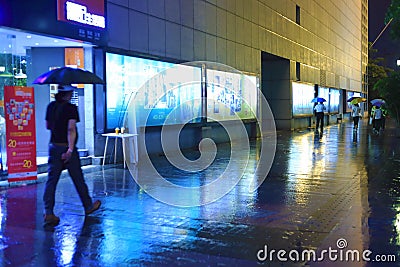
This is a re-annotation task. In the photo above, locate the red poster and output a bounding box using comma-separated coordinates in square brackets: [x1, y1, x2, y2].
[4, 86, 37, 182]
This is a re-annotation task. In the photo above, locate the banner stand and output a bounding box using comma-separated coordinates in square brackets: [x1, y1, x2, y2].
[4, 86, 37, 182]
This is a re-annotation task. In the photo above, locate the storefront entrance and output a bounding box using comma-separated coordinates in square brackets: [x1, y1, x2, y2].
[0, 28, 93, 174]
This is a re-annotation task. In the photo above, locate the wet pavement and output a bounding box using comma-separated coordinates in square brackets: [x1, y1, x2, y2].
[1, 119, 400, 266]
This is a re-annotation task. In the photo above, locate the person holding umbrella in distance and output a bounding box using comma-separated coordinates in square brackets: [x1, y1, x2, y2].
[372, 105, 383, 135]
[312, 97, 326, 135]
[351, 103, 362, 131]
[346, 96, 367, 131]
[43, 85, 101, 226]
[370, 99, 387, 131]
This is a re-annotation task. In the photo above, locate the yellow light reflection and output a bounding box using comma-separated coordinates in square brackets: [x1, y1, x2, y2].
[287, 131, 327, 204]
[394, 206, 400, 245]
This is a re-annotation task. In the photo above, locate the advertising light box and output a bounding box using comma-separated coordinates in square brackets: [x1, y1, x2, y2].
[317, 86, 340, 113]
[346, 91, 362, 112]
[106, 53, 202, 128]
[292, 82, 314, 116]
[318, 86, 330, 105]
[329, 88, 340, 113]
[206, 69, 257, 122]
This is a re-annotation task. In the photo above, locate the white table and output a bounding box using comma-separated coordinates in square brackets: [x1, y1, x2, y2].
[102, 133, 138, 168]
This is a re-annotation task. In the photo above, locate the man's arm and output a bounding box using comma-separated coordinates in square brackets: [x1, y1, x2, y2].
[61, 119, 77, 162]
[67, 119, 77, 152]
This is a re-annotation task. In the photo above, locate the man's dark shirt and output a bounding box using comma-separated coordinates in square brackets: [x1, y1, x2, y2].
[45, 101, 79, 144]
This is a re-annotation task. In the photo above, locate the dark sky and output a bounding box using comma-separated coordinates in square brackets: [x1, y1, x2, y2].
[369, 0, 400, 68]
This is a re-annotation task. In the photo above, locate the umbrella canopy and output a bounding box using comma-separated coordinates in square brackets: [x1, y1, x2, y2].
[350, 98, 367, 105]
[33, 67, 104, 85]
[311, 97, 327, 103]
[347, 96, 366, 105]
[370, 98, 386, 107]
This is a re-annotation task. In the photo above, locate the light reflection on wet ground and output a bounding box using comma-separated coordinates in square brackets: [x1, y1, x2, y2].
[1, 120, 400, 266]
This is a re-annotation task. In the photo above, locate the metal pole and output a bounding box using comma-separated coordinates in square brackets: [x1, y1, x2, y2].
[369, 18, 393, 49]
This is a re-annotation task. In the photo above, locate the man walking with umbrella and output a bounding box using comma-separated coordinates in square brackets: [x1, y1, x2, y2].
[43, 85, 101, 226]
[351, 103, 362, 130]
[314, 101, 326, 134]
[372, 105, 383, 134]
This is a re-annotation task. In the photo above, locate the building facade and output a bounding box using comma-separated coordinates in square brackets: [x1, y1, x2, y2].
[0, 0, 367, 168]
[105, 0, 367, 129]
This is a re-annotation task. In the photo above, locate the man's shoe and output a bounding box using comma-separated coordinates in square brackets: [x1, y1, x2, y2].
[85, 200, 101, 215]
[44, 214, 60, 226]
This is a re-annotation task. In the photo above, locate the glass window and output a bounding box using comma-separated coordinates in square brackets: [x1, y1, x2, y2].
[206, 70, 258, 122]
[105, 53, 202, 128]
[318, 86, 330, 107]
[292, 82, 314, 116]
[329, 88, 340, 113]
[346, 91, 361, 112]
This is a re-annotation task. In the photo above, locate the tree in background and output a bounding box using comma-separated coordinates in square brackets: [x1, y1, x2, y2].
[372, 1, 400, 126]
[368, 43, 392, 115]
[368, 45, 392, 101]
[386, 0, 400, 40]
[374, 72, 400, 125]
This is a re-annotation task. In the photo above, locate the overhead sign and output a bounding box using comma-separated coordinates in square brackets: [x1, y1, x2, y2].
[0, 0, 107, 45]
[57, 0, 105, 29]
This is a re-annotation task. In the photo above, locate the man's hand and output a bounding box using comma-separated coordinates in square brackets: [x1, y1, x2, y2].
[61, 148, 73, 163]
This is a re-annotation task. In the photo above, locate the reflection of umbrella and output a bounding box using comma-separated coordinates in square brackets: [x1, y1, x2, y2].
[370, 98, 386, 107]
[347, 97, 366, 104]
[33, 67, 104, 85]
[311, 97, 327, 103]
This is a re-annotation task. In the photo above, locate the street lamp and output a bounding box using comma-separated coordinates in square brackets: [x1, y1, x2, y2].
[397, 59, 400, 66]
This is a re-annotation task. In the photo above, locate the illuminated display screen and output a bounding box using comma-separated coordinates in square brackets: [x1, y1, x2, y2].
[57, 0, 105, 28]
[329, 88, 340, 113]
[346, 91, 362, 112]
[292, 82, 314, 116]
[106, 53, 202, 128]
[206, 69, 257, 122]
[318, 86, 340, 113]
[318, 86, 330, 105]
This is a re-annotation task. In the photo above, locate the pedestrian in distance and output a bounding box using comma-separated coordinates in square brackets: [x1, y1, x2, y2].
[314, 102, 326, 134]
[381, 105, 388, 130]
[351, 103, 362, 131]
[43, 85, 101, 227]
[372, 105, 383, 135]
[370, 105, 376, 130]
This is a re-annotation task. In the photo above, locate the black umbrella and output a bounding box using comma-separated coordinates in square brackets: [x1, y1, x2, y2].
[33, 67, 104, 85]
